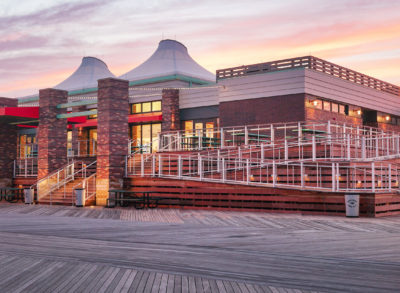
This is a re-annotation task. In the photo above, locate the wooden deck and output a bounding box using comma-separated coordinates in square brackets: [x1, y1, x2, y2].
[0, 204, 400, 292]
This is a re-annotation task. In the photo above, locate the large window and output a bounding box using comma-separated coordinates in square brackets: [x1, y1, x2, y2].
[131, 101, 162, 114]
[131, 123, 161, 152]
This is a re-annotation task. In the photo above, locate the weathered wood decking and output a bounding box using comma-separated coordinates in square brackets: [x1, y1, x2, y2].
[0, 203, 400, 292]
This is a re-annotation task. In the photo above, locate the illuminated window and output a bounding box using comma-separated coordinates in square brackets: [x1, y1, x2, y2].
[152, 101, 161, 112]
[323, 101, 331, 111]
[88, 114, 97, 119]
[142, 102, 151, 113]
[331, 103, 338, 113]
[131, 103, 141, 113]
[339, 105, 345, 115]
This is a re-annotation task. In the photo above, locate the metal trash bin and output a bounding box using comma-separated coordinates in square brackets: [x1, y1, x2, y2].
[24, 188, 33, 204]
[345, 194, 359, 217]
[75, 188, 85, 207]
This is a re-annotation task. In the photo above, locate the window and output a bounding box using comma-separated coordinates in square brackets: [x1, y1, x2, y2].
[339, 105, 345, 115]
[132, 103, 142, 113]
[142, 102, 151, 113]
[331, 103, 338, 113]
[131, 101, 162, 114]
[152, 101, 161, 112]
[323, 101, 330, 111]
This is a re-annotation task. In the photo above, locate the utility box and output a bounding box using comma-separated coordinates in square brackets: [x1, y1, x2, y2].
[24, 188, 33, 204]
[345, 194, 359, 217]
[75, 188, 85, 207]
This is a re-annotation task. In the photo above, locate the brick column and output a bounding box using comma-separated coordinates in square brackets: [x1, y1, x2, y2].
[0, 97, 18, 187]
[37, 89, 68, 179]
[96, 78, 129, 206]
[161, 89, 180, 131]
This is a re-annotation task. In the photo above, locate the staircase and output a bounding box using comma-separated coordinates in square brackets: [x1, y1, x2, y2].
[37, 160, 97, 206]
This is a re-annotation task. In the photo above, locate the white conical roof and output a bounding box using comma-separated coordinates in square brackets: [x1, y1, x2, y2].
[54, 57, 115, 91]
[120, 39, 215, 83]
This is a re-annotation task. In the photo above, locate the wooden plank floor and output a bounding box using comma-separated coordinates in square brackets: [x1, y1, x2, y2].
[0, 204, 400, 292]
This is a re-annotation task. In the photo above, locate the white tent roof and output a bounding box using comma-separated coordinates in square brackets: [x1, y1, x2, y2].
[120, 39, 215, 83]
[54, 57, 115, 91]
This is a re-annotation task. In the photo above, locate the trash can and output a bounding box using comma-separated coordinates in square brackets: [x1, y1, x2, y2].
[24, 188, 33, 204]
[345, 194, 359, 217]
[75, 188, 85, 207]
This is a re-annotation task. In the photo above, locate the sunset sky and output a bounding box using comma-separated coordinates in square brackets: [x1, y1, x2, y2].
[1, 0, 400, 98]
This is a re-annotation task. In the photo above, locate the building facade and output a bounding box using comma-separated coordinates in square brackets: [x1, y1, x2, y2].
[2, 40, 400, 216]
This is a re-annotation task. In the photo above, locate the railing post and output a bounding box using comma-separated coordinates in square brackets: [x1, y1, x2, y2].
[261, 144, 265, 162]
[371, 162, 375, 192]
[389, 164, 392, 191]
[152, 155, 156, 176]
[386, 137, 390, 157]
[140, 154, 144, 177]
[312, 135, 316, 162]
[217, 150, 221, 172]
[272, 161, 276, 187]
[25, 159, 27, 177]
[361, 136, 366, 160]
[244, 126, 249, 146]
[198, 154, 203, 180]
[327, 120, 331, 143]
[300, 161, 304, 188]
[396, 135, 400, 154]
[347, 134, 351, 160]
[246, 159, 250, 184]
[13, 160, 16, 178]
[222, 158, 226, 182]
[284, 139, 288, 161]
[336, 163, 340, 190]
[375, 136, 379, 158]
[298, 121, 302, 145]
[270, 125, 274, 145]
[220, 128, 225, 149]
[158, 154, 162, 177]
[178, 155, 182, 178]
[332, 162, 336, 191]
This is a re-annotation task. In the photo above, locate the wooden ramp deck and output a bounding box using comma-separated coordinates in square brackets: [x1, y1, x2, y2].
[0, 203, 400, 292]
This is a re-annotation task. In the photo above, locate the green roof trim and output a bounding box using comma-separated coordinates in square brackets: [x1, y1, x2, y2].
[128, 74, 213, 86]
[18, 74, 214, 104]
[57, 110, 97, 119]
[57, 99, 98, 109]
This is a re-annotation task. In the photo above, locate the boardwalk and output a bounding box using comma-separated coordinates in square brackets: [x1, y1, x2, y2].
[0, 204, 400, 292]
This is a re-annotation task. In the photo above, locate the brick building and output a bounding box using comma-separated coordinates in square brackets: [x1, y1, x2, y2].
[2, 39, 400, 216]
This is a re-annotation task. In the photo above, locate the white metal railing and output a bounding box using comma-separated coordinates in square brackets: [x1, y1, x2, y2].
[127, 153, 400, 193]
[72, 173, 96, 206]
[13, 158, 38, 177]
[36, 160, 96, 204]
[36, 162, 75, 202]
[17, 143, 38, 158]
[68, 139, 97, 157]
[158, 121, 393, 152]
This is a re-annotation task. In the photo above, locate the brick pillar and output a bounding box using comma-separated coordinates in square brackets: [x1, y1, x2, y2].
[161, 89, 180, 131]
[0, 97, 18, 187]
[96, 78, 129, 206]
[37, 89, 68, 179]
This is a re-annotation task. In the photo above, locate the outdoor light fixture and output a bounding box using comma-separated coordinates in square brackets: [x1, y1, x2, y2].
[357, 110, 362, 115]
[313, 100, 318, 106]
[385, 115, 390, 121]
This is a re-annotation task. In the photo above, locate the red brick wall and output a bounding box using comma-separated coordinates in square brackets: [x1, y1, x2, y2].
[96, 78, 129, 206]
[306, 107, 362, 125]
[378, 123, 400, 133]
[37, 89, 68, 179]
[219, 94, 306, 127]
[0, 123, 17, 187]
[162, 89, 180, 131]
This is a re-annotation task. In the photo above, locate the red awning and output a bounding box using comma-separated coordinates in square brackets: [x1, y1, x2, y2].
[0, 107, 39, 118]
